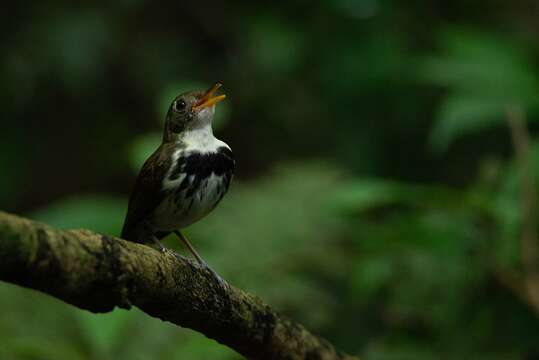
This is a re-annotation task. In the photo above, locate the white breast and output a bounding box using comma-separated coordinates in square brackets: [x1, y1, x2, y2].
[152, 125, 231, 231]
[152, 172, 227, 231]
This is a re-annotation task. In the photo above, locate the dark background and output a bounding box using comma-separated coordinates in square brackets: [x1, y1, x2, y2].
[2, 1, 539, 359]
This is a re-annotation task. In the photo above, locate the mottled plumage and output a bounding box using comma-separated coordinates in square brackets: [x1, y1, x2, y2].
[150, 145, 234, 233]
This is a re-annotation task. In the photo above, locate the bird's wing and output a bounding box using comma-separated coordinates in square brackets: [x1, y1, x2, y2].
[121, 144, 173, 241]
[218, 146, 235, 191]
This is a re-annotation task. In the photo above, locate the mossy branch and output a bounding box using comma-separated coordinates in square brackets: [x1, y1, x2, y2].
[0, 211, 358, 360]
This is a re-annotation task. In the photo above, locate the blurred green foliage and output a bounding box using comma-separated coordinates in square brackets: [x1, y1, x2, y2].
[2, 0, 539, 359]
[421, 30, 539, 153]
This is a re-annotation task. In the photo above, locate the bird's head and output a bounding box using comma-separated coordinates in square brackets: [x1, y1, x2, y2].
[163, 83, 226, 141]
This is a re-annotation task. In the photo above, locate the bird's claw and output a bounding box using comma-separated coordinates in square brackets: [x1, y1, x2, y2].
[170, 250, 189, 262]
[212, 271, 230, 291]
[153, 243, 184, 259]
[200, 262, 230, 291]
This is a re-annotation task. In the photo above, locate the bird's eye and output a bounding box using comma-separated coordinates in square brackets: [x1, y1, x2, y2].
[175, 100, 186, 111]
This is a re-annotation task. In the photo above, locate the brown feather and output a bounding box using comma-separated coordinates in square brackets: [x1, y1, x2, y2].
[121, 143, 177, 242]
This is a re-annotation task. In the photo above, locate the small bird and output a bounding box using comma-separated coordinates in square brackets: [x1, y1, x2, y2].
[121, 83, 234, 283]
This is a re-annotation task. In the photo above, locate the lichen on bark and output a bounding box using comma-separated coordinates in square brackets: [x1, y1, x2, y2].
[0, 210, 359, 360]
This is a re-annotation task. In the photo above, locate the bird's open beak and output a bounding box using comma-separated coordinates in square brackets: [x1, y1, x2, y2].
[192, 83, 226, 111]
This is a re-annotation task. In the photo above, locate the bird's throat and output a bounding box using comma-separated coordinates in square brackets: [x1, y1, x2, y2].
[177, 124, 218, 151]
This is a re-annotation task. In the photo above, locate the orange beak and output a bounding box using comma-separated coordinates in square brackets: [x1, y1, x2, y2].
[192, 83, 226, 111]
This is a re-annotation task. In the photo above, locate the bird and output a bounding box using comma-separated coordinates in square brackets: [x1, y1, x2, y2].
[121, 83, 234, 284]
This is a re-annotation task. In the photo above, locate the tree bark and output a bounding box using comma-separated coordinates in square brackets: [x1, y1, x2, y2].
[0, 210, 358, 360]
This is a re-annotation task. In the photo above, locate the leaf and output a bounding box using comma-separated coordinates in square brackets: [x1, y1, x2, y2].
[429, 96, 506, 153]
[419, 30, 539, 152]
[421, 30, 539, 102]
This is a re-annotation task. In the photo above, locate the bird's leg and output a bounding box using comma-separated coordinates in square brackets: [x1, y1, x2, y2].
[173, 230, 228, 288]
[141, 222, 187, 260]
[174, 230, 206, 264]
[151, 236, 167, 253]
[151, 234, 189, 261]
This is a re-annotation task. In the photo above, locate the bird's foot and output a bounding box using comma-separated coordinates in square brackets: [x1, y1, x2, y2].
[200, 261, 229, 291]
[152, 237, 168, 252]
[168, 250, 190, 262]
[152, 239, 189, 260]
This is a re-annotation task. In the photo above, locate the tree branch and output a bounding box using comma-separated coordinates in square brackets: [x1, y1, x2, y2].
[0, 210, 358, 360]
[504, 105, 539, 316]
